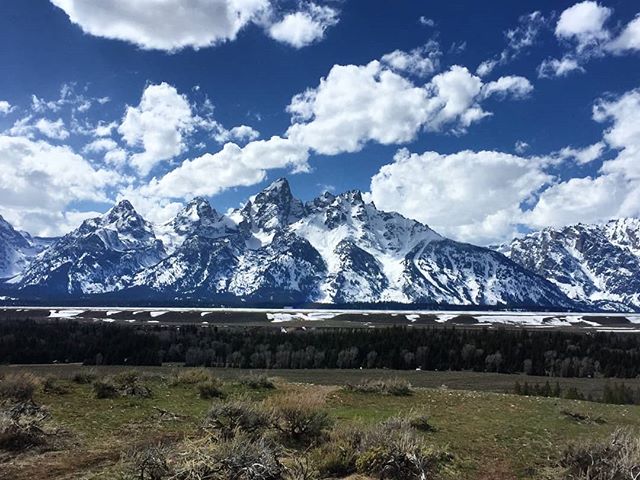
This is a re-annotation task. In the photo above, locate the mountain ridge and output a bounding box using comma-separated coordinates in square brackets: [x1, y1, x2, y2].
[0, 178, 631, 310]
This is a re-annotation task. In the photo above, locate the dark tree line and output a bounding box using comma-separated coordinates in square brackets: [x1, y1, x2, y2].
[2, 320, 640, 378]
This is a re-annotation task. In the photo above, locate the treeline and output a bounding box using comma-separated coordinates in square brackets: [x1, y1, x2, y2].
[514, 380, 640, 405]
[2, 320, 640, 378]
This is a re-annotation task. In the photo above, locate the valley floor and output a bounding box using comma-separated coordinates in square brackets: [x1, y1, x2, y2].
[2, 365, 640, 479]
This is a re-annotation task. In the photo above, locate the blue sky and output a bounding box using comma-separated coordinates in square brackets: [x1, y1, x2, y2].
[0, 0, 639, 244]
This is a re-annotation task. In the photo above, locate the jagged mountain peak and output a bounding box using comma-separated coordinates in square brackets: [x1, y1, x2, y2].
[243, 177, 305, 232]
[500, 218, 640, 311]
[176, 196, 219, 224]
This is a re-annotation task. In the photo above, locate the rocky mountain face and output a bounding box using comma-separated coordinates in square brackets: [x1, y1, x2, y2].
[0, 178, 586, 308]
[0, 215, 55, 279]
[14, 201, 166, 295]
[497, 219, 640, 312]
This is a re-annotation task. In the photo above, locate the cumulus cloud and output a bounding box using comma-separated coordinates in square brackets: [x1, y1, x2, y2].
[122, 136, 309, 220]
[555, 1, 612, 52]
[286, 61, 533, 155]
[267, 2, 338, 48]
[607, 15, 640, 53]
[369, 149, 551, 244]
[212, 124, 260, 144]
[381, 41, 441, 78]
[481, 76, 533, 99]
[83, 138, 128, 166]
[540, 2, 640, 77]
[34, 118, 69, 140]
[557, 141, 606, 165]
[50, 0, 339, 51]
[50, 0, 270, 51]
[0, 135, 121, 235]
[7, 116, 70, 140]
[526, 88, 640, 228]
[119, 82, 195, 176]
[0, 101, 13, 115]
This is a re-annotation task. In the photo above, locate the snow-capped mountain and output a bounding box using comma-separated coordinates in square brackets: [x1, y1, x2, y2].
[1, 178, 579, 308]
[15, 200, 166, 295]
[0, 215, 34, 279]
[497, 219, 640, 311]
[0, 215, 54, 279]
[134, 179, 570, 307]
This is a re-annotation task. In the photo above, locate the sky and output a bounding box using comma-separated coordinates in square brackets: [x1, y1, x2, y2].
[0, 0, 639, 245]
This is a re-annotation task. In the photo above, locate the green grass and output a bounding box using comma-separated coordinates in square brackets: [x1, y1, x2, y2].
[3, 366, 640, 479]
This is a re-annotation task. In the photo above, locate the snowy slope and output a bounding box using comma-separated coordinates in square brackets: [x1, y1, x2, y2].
[16, 201, 166, 295]
[499, 219, 640, 311]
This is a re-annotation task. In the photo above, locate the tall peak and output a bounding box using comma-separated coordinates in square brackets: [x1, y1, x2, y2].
[255, 178, 293, 202]
[109, 199, 136, 215]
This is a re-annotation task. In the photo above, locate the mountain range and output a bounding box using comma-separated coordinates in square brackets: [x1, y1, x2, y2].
[0, 178, 637, 311]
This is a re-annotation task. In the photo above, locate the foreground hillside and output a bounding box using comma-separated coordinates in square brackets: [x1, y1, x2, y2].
[2, 366, 640, 479]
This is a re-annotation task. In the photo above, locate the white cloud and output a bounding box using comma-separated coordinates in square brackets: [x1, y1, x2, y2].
[557, 141, 606, 165]
[34, 118, 69, 140]
[477, 11, 547, 77]
[286, 61, 532, 155]
[0, 101, 13, 115]
[51, 0, 339, 51]
[369, 149, 551, 244]
[526, 88, 640, 228]
[515, 141, 530, 154]
[525, 174, 629, 228]
[537, 56, 585, 78]
[84, 138, 128, 166]
[141, 136, 309, 201]
[419, 16, 435, 27]
[119, 82, 195, 176]
[607, 15, 640, 53]
[213, 124, 260, 144]
[481, 76, 533, 99]
[476, 60, 498, 78]
[94, 121, 118, 137]
[555, 1, 612, 52]
[286, 61, 431, 155]
[50, 0, 271, 51]
[7, 116, 70, 140]
[268, 2, 338, 48]
[0, 135, 121, 235]
[381, 41, 441, 78]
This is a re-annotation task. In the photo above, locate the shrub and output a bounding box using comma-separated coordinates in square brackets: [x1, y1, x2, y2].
[43, 376, 70, 395]
[169, 368, 213, 386]
[559, 428, 640, 479]
[345, 378, 413, 396]
[356, 425, 448, 480]
[270, 392, 332, 444]
[0, 401, 50, 451]
[408, 413, 435, 432]
[115, 372, 152, 398]
[311, 425, 363, 477]
[0, 373, 39, 402]
[172, 435, 285, 480]
[239, 374, 276, 390]
[204, 399, 270, 440]
[72, 369, 98, 384]
[93, 379, 119, 399]
[197, 379, 224, 400]
[122, 444, 171, 480]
